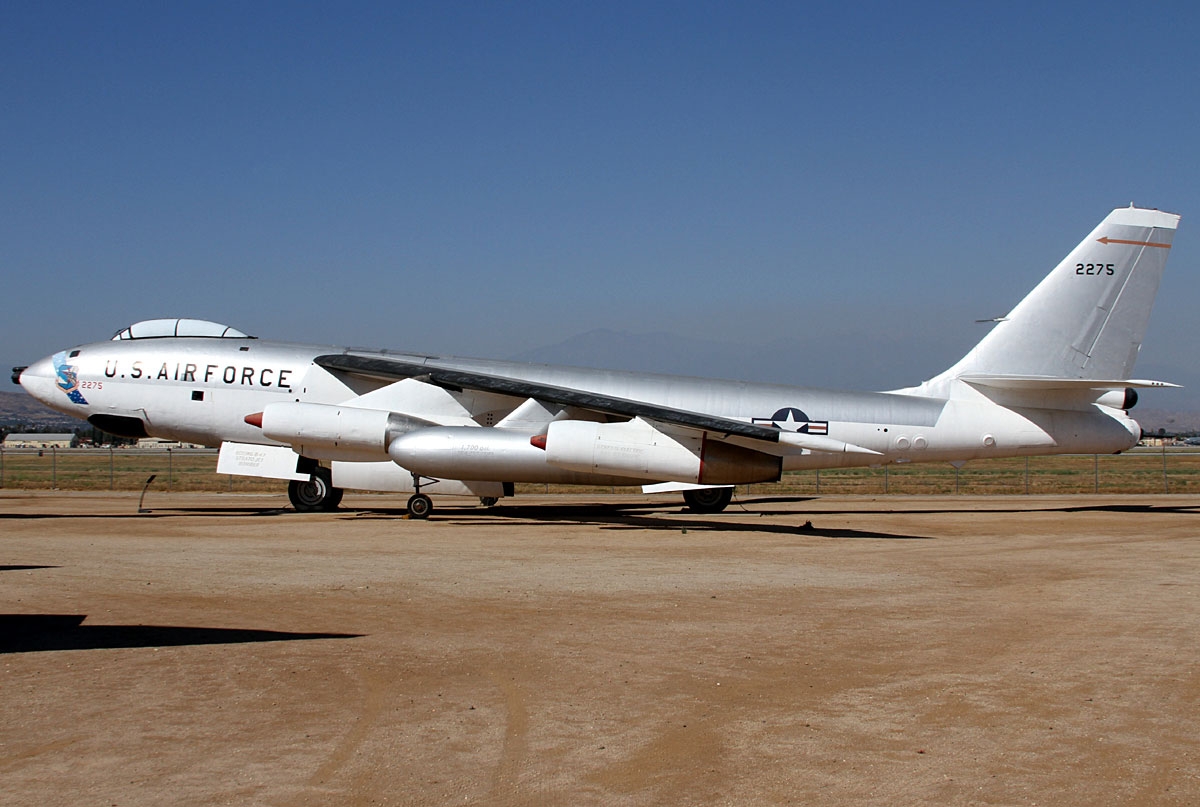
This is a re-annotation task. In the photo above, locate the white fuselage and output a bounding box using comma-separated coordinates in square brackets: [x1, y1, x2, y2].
[13, 206, 1176, 510]
[19, 333, 1142, 489]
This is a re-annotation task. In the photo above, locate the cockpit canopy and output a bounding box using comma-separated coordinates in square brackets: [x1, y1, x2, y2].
[111, 319, 253, 340]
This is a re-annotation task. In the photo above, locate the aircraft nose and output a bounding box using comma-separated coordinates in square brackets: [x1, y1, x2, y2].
[16, 355, 57, 401]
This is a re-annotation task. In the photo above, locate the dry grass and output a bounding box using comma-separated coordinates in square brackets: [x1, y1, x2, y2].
[0, 449, 278, 493]
[744, 451, 1198, 496]
[2, 447, 1196, 496]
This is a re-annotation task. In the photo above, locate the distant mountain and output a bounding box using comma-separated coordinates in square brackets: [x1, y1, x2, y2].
[509, 327, 940, 389]
[0, 390, 78, 430]
[509, 329, 1200, 433]
[510, 329, 771, 380]
[1134, 409, 1200, 436]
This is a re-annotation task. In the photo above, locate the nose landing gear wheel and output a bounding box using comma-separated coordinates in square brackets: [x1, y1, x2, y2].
[407, 493, 433, 519]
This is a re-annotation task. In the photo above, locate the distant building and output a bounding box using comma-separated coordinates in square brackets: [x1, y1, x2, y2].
[3, 433, 77, 449]
[135, 437, 204, 449]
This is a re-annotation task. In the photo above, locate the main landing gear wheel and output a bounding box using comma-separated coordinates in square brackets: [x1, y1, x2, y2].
[682, 487, 733, 514]
[407, 493, 433, 519]
[288, 468, 343, 512]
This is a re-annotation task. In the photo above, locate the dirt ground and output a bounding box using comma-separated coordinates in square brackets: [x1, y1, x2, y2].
[2, 490, 1198, 806]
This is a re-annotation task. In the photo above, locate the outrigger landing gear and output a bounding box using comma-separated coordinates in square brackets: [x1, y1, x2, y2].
[681, 487, 733, 514]
[407, 472, 434, 519]
[288, 467, 343, 512]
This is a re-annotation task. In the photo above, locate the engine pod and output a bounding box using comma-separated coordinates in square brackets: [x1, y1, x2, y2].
[542, 418, 780, 485]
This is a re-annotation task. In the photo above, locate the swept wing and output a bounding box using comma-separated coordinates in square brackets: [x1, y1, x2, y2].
[313, 353, 879, 456]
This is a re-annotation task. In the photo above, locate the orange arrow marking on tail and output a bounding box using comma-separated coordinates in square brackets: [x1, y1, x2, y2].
[1096, 236, 1171, 248]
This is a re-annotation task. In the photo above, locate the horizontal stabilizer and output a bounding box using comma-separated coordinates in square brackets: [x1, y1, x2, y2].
[960, 375, 1180, 391]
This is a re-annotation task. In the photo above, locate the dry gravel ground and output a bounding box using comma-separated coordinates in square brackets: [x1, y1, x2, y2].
[1, 490, 1198, 806]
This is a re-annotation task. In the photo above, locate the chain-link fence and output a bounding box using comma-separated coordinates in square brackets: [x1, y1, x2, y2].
[2, 447, 1197, 496]
[741, 448, 1200, 496]
[0, 448, 277, 492]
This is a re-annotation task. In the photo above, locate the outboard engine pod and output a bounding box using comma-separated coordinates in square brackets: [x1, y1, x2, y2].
[1097, 388, 1139, 411]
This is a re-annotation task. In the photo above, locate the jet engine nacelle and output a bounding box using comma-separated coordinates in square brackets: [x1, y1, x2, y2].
[388, 426, 557, 481]
[541, 418, 781, 485]
[1096, 388, 1138, 411]
[257, 402, 425, 462]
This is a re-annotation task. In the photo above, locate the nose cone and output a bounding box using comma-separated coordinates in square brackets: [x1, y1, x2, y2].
[18, 355, 52, 391]
[17, 354, 81, 415]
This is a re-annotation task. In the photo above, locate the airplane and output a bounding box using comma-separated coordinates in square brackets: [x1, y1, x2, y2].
[13, 205, 1180, 518]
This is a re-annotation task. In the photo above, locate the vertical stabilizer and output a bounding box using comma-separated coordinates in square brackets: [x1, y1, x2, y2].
[929, 206, 1179, 388]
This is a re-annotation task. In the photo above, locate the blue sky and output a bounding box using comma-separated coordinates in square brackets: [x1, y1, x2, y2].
[4, 2, 1199, 405]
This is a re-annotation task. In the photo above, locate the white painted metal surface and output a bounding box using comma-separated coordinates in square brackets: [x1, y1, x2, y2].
[17, 206, 1181, 512]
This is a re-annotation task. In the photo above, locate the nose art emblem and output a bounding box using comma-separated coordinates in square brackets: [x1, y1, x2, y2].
[52, 351, 88, 405]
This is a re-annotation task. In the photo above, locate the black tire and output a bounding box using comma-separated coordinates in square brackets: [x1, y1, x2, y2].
[288, 468, 341, 512]
[479, 496, 499, 508]
[682, 487, 733, 514]
[407, 493, 433, 519]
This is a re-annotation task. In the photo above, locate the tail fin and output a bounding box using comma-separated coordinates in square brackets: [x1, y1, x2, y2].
[927, 205, 1180, 391]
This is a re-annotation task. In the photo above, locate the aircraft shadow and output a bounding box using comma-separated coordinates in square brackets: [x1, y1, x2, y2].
[0, 506, 295, 521]
[3, 498, 1192, 530]
[598, 516, 929, 540]
[0, 565, 60, 572]
[0, 614, 361, 654]
[414, 504, 932, 540]
[788, 502, 1200, 517]
[0, 507, 293, 520]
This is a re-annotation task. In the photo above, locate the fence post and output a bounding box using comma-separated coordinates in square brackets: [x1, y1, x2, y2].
[167, 448, 173, 492]
[884, 464, 889, 494]
[109, 446, 115, 491]
[1094, 454, 1099, 494]
[52, 446, 57, 490]
[1, 446, 4, 488]
[815, 469, 820, 494]
[1025, 456, 1030, 495]
[1162, 441, 1170, 493]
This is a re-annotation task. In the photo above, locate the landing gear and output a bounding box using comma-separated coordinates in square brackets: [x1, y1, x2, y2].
[288, 467, 343, 512]
[682, 487, 733, 514]
[407, 472, 434, 519]
[479, 496, 499, 508]
[407, 493, 432, 519]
